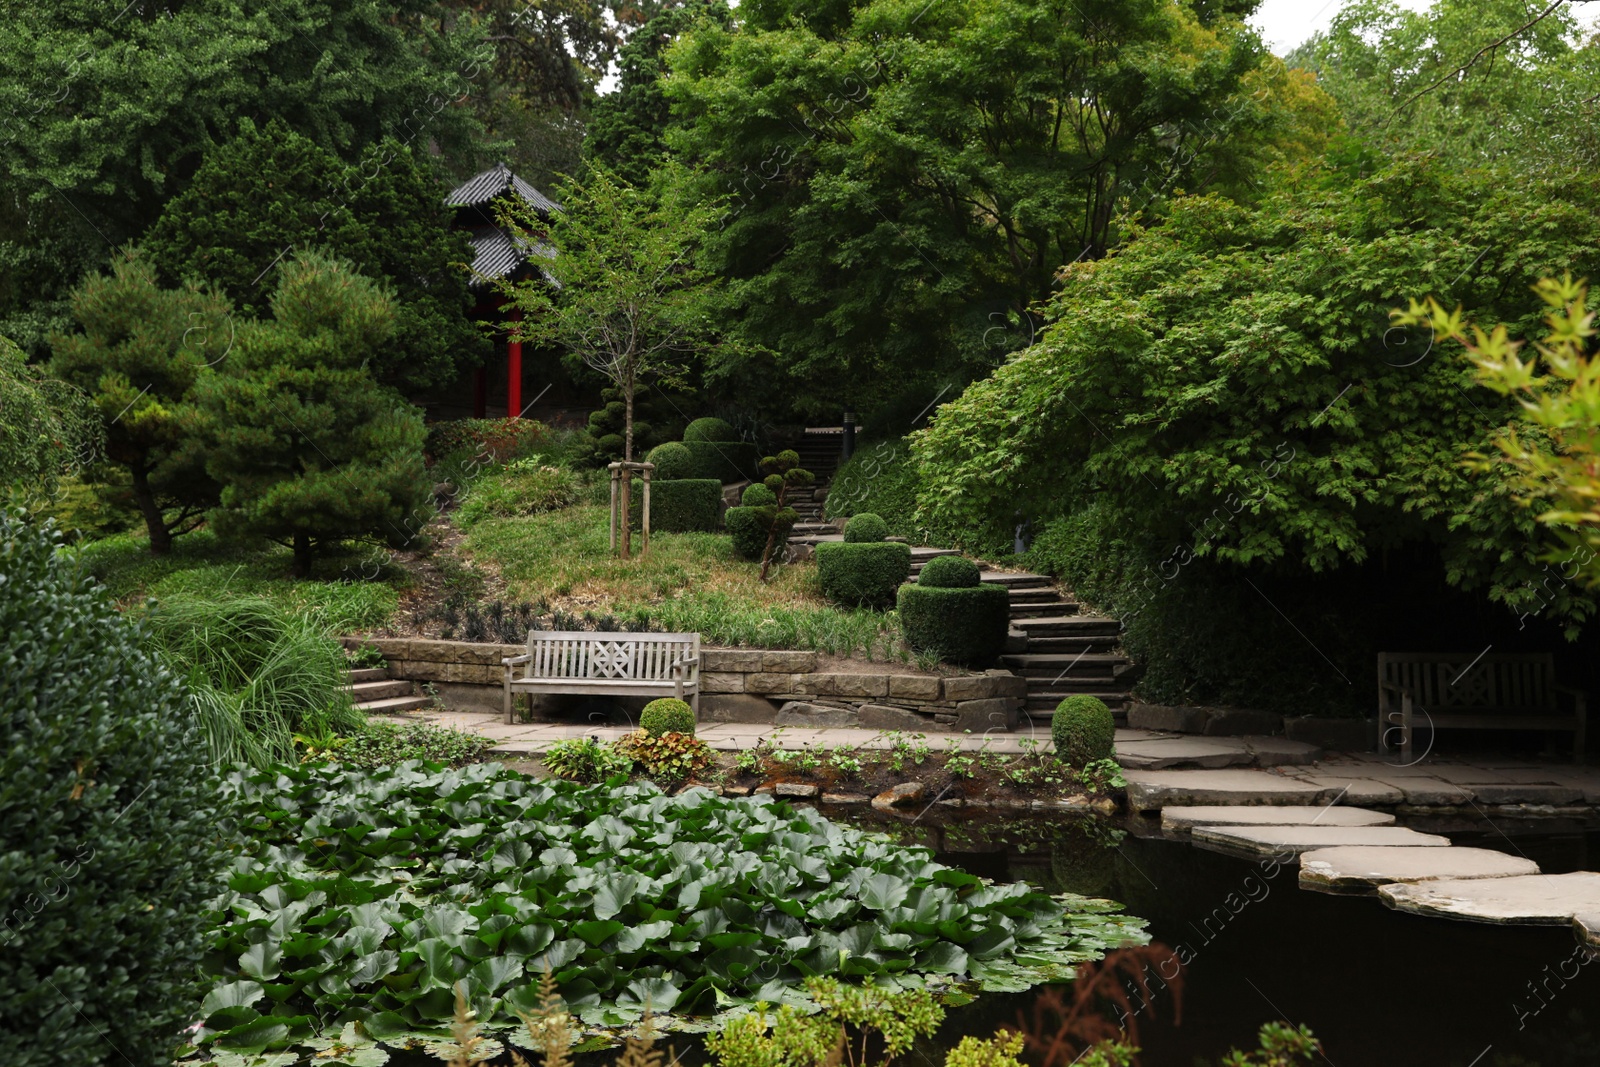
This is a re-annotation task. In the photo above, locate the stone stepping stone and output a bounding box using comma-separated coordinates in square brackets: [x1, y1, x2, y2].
[1380, 872, 1600, 925]
[1123, 768, 1342, 810]
[1161, 805, 1394, 832]
[1299, 846, 1540, 894]
[1573, 913, 1600, 949]
[1191, 824, 1451, 857]
[1117, 737, 1253, 770]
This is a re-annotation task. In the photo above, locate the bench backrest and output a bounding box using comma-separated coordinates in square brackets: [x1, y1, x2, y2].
[523, 631, 699, 682]
[1378, 652, 1556, 710]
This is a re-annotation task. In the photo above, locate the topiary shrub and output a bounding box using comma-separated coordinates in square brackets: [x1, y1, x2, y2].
[918, 554, 982, 588]
[646, 441, 695, 481]
[683, 417, 736, 443]
[843, 512, 889, 543]
[681, 439, 761, 483]
[817, 540, 912, 609]
[896, 555, 1009, 666]
[726, 504, 797, 560]
[1051, 695, 1115, 767]
[640, 697, 696, 737]
[629, 478, 723, 532]
[1, 512, 226, 1067]
[741, 482, 776, 507]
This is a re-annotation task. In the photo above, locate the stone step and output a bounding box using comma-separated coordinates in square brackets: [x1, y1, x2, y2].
[1193, 824, 1452, 857]
[1161, 805, 1396, 832]
[1300, 846, 1541, 895]
[345, 667, 389, 683]
[1007, 588, 1065, 604]
[1008, 601, 1082, 618]
[349, 679, 414, 701]
[1001, 652, 1130, 669]
[355, 695, 434, 714]
[1013, 614, 1116, 634]
[1020, 635, 1122, 653]
[978, 572, 1052, 589]
[1023, 691, 1133, 711]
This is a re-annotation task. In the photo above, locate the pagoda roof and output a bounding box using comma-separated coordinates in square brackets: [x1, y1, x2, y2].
[467, 229, 558, 289]
[445, 162, 560, 216]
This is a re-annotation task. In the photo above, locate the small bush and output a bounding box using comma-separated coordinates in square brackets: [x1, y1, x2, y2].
[333, 720, 497, 769]
[455, 457, 581, 526]
[647, 441, 695, 480]
[817, 541, 912, 609]
[682, 439, 761, 482]
[425, 417, 550, 464]
[844, 512, 889, 543]
[1, 513, 225, 1067]
[726, 505, 798, 560]
[683, 416, 736, 443]
[641, 697, 696, 737]
[918, 554, 981, 588]
[615, 729, 716, 781]
[1052, 696, 1116, 767]
[543, 736, 635, 782]
[629, 478, 723, 533]
[741, 482, 776, 507]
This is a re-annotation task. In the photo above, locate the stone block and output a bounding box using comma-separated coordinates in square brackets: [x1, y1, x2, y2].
[762, 650, 818, 673]
[887, 675, 940, 701]
[702, 648, 765, 673]
[943, 675, 1003, 701]
[1127, 703, 1210, 733]
[954, 698, 1018, 733]
[793, 673, 888, 699]
[745, 672, 799, 695]
[857, 704, 931, 731]
[776, 701, 858, 727]
[775, 782, 820, 798]
[700, 694, 777, 724]
[700, 671, 746, 694]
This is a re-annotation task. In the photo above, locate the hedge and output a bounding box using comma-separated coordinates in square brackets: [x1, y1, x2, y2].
[816, 541, 912, 609]
[629, 478, 723, 533]
[681, 440, 761, 483]
[897, 567, 1010, 667]
[1, 513, 226, 1067]
[683, 417, 736, 443]
[726, 505, 797, 561]
[646, 442, 695, 480]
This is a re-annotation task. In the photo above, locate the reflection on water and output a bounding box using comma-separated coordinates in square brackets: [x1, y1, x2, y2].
[855, 811, 1600, 1067]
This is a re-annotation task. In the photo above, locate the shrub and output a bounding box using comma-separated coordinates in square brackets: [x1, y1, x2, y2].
[332, 721, 498, 769]
[424, 418, 549, 465]
[628, 478, 723, 532]
[543, 736, 635, 782]
[817, 541, 912, 609]
[456, 458, 582, 527]
[641, 697, 696, 737]
[683, 416, 736, 443]
[897, 557, 1009, 666]
[1052, 695, 1115, 767]
[647, 441, 695, 480]
[682, 439, 761, 482]
[741, 482, 776, 507]
[844, 512, 889, 543]
[615, 729, 716, 781]
[918, 554, 981, 588]
[727, 505, 798, 560]
[1, 513, 225, 1067]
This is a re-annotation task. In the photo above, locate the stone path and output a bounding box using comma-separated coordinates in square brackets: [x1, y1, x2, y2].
[1299, 846, 1539, 892]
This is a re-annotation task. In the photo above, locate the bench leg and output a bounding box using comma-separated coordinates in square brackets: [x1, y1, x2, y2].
[1401, 694, 1413, 766]
[691, 690, 700, 715]
[504, 674, 513, 725]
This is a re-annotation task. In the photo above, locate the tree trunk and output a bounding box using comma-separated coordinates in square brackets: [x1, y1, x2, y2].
[128, 466, 172, 556]
[620, 377, 634, 559]
[292, 532, 313, 578]
[758, 480, 788, 582]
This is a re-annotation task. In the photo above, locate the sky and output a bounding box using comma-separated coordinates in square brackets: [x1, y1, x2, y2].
[1250, 0, 1434, 56]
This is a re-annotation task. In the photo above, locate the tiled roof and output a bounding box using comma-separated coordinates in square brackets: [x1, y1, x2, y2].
[445, 162, 561, 216]
[466, 229, 558, 289]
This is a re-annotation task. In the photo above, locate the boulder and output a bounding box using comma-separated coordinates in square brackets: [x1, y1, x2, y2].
[776, 701, 858, 727]
[871, 781, 927, 811]
[856, 704, 930, 731]
[953, 698, 1019, 733]
[699, 694, 778, 724]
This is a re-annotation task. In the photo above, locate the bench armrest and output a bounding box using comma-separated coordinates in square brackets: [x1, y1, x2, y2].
[1378, 680, 1412, 695]
[502, 653, 531, 666]
[671, 654, 700, 669]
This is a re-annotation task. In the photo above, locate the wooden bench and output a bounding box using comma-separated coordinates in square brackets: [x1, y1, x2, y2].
[502, 631, 700, 724]
[1378, 652, 1586, 763]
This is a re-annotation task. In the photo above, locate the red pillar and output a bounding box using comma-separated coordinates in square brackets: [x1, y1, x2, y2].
[507, 307, 523, 420]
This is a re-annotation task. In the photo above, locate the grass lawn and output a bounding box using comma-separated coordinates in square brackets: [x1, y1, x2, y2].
[461, 503, 916, 660]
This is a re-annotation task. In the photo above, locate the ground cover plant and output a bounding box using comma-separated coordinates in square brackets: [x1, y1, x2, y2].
[326, 720, 499, 770]
[193, 763, 1148, 1059]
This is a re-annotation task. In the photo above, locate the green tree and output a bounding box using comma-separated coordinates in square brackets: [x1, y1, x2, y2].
[664, 0, 1317, 416]
[48, 253, 230, 554]
[142, 120, 486, 393]
[499, 164, 727, 558]
[0, 336, 99, 502]
[196, 252, 431, 577]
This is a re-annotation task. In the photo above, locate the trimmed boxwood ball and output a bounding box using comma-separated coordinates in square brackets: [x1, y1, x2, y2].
[725, 505, 798, 560]
[0, 513, 226, 1067]
[646, 441, 695, 481]
[741, 482, 776, 507]
[896, 555, 1009, 666]
[681, 440, 761, 483]
[683, 416, 736, 443]
[817, 540, 912, 608]
[1052, 695, 1116, 767]
[843, 512, 889, 543]
[917, 554, 981, 588]
[640, 697, 696, 737]
[629, 478, 723, 532]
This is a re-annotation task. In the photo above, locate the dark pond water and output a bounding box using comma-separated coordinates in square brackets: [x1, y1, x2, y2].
[857, 810, 1600, 1067]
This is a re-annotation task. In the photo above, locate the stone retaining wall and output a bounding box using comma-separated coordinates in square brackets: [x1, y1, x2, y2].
[341, 637, 1024, 732]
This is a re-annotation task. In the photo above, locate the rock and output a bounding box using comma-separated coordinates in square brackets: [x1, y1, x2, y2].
[776, 701, 858, 727]
[1091, 798, 1117, 815]
[887, 675, 941, 701]
[754, 785, 776, 796]
[1127, 703, 1211, 733]
[1361, 775, 1474, 807]
[1284, 716, 1376, 752]
[746, 673, 800, 695]
[699, 694, 777, 724]
[821, 793, 870, 806]
[1116, 737, 1253, 770]
[432, 481, 457, 505]
[953, 698, 1018, 733]
[761, 651, 819, 673]
[1123, 769, 1342, 810]
[775, 782, 820, 799]
[1160, 805, 1395, 832]
[1299, 846, 1540, 894]
[1292, 775, 1405, 806]
[783, 543, 815, 564]
[944, 675, 1012, 701]
[1381, 872, 1600, 925]
[701, 649, 765, 673]
[1466, 783, 1584, 806]
[871, 781, 927, 811]
[856, 704, 930, 731]
[700, 671, 747, 694]
[1191, 824, 1451, 857]
[721, 784, 754, 797]
[1243, 736, 1323, 767]
[1572, 913, 1600, 949]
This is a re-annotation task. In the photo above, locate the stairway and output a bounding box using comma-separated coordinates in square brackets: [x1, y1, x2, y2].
[982, 571, 1137, 723]
[345, 664, 432, 714]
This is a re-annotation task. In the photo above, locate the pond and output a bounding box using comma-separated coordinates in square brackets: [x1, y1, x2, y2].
[848, 809, 1600, 1067]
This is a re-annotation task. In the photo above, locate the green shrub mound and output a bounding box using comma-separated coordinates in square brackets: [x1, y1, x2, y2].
[726, 505, 797, 560]
[741, 482, 776, 507]
[641, 697, 696, 736]
[646, 441, 696, 481]
[917, 554, 981, 588]
[1051, 695, 1115, 767]
[1, 513, 225, 1067]
[683, 416, 737, 443]
[816, 541, 912, 609]
[843, 512, 889, 543]
[194, 763, 1146, 1053]
[629, 478, 724, 533]
[682, 440, 761, 483]
[897, 561, 1010, 666]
